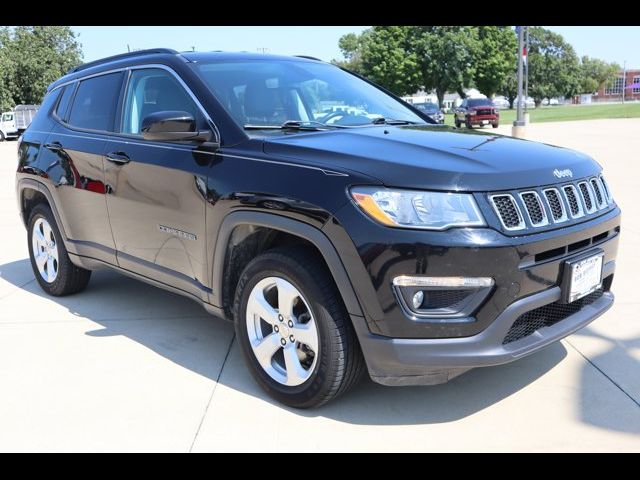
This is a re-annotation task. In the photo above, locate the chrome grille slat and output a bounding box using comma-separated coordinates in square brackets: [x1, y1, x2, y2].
[543, 188, 568, 223]
[489, 194, 525, 231]
[562, 185, 584, 218]
[519, 191, 549, 226]
[578, 181, 596, 213]
[599, 175, 613, 204]
[590, 177, 607, 209]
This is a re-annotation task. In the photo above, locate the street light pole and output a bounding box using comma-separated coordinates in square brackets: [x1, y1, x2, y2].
[512, 26, 526, 138]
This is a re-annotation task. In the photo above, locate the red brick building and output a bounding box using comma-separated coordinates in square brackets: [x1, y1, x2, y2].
[595, 68, 640, 102]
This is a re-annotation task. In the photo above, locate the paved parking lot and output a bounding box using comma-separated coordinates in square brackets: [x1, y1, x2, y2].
[0, 119, 639, 452]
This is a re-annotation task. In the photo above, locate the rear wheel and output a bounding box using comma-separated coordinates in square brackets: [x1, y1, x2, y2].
[492, 122, 499, 128]
[27, 204, 91, 296]
[234, 247, 365, 408]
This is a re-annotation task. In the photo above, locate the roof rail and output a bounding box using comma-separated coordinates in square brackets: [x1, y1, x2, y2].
[68, 48, 180, 74]
[294, 55, 323, 62]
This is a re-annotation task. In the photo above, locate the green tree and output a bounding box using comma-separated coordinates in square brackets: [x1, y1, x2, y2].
[499, 71, 518, 109]
[413, 26, 480, 107]
[3, 26, 82, 106]
[528, 26, 580, 106]
[473, 26, 517, 98]
[0, 27, 16, 111]
[359, 26, 422, 96]
[579, 55, 620, 94]
[333, 31, 368, 74]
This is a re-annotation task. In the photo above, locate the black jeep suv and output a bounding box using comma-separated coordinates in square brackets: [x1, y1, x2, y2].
[16, 49, 620, 408]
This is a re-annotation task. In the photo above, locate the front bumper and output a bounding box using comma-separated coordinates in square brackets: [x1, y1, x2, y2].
[468, 114, 498, 125]
[351, 263, 614, 386]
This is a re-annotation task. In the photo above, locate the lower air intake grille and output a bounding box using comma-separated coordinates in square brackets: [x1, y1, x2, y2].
[502, 289, 604, 344]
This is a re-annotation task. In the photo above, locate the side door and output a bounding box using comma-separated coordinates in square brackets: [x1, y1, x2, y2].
[103, 67, 214, 300]
[39, 72, 124, 265]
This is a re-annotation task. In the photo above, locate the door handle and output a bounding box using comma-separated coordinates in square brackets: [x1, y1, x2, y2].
[44, 142, 62, 152]
[106, 151, 131, 165]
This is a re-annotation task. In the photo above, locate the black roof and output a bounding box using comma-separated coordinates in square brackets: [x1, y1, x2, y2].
[49, 49, 324, 92]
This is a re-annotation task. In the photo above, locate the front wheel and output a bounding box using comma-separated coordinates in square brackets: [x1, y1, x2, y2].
[234, 247, 365, 408]
[492, 122, 499, 128]
[0, 131, 5, 142]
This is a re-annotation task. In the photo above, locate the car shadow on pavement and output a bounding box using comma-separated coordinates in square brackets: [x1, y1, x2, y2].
[1, 258, 567, 425]
[571, 327, 640, 435]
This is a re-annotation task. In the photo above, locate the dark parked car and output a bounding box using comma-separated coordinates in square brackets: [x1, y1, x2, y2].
[16, 49, 619, 408]
[413, 102, 444, 124]
[455, 98, 499, 129]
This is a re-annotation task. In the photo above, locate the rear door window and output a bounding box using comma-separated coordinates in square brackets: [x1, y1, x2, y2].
[68, 72, 124, 132]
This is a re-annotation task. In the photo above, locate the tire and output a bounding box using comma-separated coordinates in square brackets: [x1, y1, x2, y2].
[492, 122, 499, 128]
[0, 131, 5, 142]
[27, 204, 91, 296]
[234, 247, 365, 408]
[465, 120, 473, 129]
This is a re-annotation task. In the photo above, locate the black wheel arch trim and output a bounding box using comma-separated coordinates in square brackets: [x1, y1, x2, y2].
[17, 178, 71, 250]
[211, 211, 364, 318]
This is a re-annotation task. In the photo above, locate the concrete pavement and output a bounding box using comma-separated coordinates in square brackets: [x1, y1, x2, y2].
[0, 119, 638, 452]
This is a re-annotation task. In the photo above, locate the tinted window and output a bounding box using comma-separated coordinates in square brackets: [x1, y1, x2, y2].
[68, 72, 123, 131]
[467, 98, 493, 107]
[122, 68, 202, 135]
[55, 84, 75, 121]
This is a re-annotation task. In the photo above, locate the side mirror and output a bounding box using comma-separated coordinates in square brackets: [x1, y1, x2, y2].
[141, 111, 213, 143]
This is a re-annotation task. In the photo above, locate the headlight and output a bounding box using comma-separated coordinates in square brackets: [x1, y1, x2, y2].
[350, 187, 486, 230]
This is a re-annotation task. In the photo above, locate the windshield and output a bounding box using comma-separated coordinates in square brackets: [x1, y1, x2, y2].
[195, 59, 427, 128]
[2, 113, 13, 122]
[415, 103, 439, 111]
[467, 98, 493, 108]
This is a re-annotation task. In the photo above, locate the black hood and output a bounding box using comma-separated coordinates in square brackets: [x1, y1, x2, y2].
[263, 125, 601, 191]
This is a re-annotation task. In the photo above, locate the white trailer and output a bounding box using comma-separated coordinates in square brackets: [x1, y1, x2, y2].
[0, 104, 39, 141]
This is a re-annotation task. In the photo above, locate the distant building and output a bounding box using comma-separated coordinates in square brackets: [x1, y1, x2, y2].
[594, 68, 640, 102]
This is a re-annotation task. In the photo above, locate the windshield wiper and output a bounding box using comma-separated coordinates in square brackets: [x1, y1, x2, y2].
[244, 120, 346, 131]
[370, 117, 422, 125]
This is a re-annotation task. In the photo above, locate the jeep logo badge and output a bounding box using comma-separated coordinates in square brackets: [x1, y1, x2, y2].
[553, 168, 573, 179]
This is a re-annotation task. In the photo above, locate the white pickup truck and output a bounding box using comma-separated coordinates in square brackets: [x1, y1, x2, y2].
[0, 105, 39, 141]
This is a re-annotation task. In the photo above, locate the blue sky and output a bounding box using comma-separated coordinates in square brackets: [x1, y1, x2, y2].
[72, 26, 640, 68]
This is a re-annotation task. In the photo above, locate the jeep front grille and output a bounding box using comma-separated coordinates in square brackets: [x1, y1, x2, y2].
[489, 175, 613, 232]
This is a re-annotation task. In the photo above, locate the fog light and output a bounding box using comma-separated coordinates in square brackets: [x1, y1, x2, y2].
[392, 275, 495, 321]
[412, 290, 424, 309]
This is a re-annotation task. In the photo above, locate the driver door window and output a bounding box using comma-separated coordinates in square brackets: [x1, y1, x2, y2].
[122, 68, 203, 136]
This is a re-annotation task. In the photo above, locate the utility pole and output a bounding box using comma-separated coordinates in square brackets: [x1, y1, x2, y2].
[622, 60, 626, 104]
[512, 26, 526, 138]
[524, 26, 529, 115]
[127, 44, 131, 53]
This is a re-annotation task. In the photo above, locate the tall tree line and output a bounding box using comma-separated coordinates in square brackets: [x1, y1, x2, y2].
[335, 26, 620, 108]
[0, 26, 82, 111]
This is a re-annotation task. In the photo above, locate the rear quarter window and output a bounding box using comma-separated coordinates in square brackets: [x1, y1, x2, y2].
[68, 72, 124, 132]
[55, 84, 76, 121]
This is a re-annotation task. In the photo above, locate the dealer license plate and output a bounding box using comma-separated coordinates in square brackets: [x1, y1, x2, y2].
[564, 252, 604, 303]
